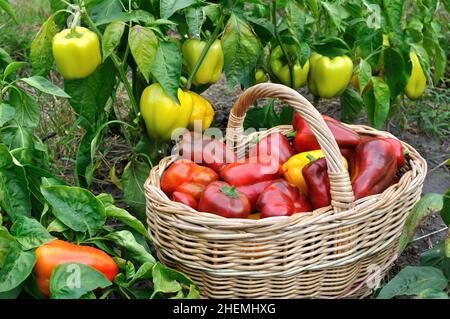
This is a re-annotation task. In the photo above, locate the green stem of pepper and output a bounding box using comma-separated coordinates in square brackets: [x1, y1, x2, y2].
[186, 12, 225, 90]
[271, 0, 295, 89]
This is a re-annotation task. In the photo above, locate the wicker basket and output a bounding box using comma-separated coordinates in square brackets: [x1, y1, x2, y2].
[144, 83, 427, 298]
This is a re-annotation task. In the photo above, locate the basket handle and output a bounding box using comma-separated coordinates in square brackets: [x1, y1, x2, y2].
[226, 83, 355, 211]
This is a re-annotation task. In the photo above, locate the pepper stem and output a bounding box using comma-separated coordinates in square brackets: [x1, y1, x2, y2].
[69, 11, 81, 38]
[306, 154, 318, 162]
[219, 185, 240, 199]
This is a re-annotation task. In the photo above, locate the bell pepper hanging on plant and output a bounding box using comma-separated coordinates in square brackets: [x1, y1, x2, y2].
[140, 83, 193, 141]
[270, 45, 310, 89]
[182, 39, 224, 86]
[186, 91, 215, 131]
[308, 52, 353, 98]
[52, 26, 102, 80]
[405, 51, 427, 100]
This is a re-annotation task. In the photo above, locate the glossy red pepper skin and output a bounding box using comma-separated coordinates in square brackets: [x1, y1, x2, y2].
[292, 113, 337, 130]
[35, 240, 118, 297]
[350, 138, 397, 200]
[220, 156, 282, 187]
[236, 180, 273, 211]
[178, 131, 237, 173]
[172, 191, 198, 210]
[161, 160, 218, 196]
[175, 182, 205, 200]
[361, 137, 405, 168]
[293, 113, 360, 153]
[302, 157, 332, 209]
[248, 132, 295, 165]
[257, 179, 312, 218]
[198, 181, 251, 218]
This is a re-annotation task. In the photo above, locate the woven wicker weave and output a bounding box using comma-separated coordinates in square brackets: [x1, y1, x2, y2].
[144, 83, 427, 298]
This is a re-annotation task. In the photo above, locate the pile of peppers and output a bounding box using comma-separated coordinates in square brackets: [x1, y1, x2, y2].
[162, 112, 405, 219]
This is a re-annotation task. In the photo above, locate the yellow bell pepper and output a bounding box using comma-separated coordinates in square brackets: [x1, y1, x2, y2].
[140, 83, 193, 141]
[405, 51, 427, 100]
[282, 150, 348, 195]
[182, 39, 224, 86]
[186, 91, 215, 131]
[270, 45, 310, 89]
[52, 27, 102, 80]
[308, 52, 353, 98]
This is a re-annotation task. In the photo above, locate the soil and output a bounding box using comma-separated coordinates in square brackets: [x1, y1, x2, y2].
[202, 77, 450, 277]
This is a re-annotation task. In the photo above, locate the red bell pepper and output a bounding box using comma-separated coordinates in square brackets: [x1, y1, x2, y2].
[302, 157, 332, 209]
[350, 138, 398, 200]
[293, 113, 360, 153]
[248, 132, 295, 165]
[292, 113, 337, 130]
[256, 179, 312, 218]
[172, 191, 198, 210]
[198, 181, 251, 218]
[175, 182, 205, 200]
[160, 159, 218, 196]
[178, 131, 237, 173]
[220, 155, 282, 187]
[361, 137, 406, 168]
[35, 240, 118, 297]
[236, 180, 273, 211]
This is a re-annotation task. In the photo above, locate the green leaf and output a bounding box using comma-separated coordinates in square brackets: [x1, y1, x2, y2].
[377, 266, 447, 299]
[90, 0, 123, 26]
[20, 76, 70, 98]
[0, 283, 23, 299]
[160, 0, 196, 19]
[321, 2, 344, 32]
[186, 284, 201, 299]
[40, 184, 106, 237]
[0, 243, 36, 292]
[122, 159, 151, 222]
[417, 288, 449, 299]
[152, 262, 182, 295]
[8, 88, 40, 129]
[64, 59, 116, 129]
[398, 193, 444, 253]
[296, 42, 310, 68]
[441, 188, 450, 226]
[75, 130, 96, 187]
[0, 226, 14, 267]
[0, 144, 31, 221]
[46, 219, 68, 233]
[0, 0, 17, 23]
[433, 43, 446, 84]
[185, 6, 204, 39]
[98, 194, 150, 240]
[383, 48, 407, 98]
[50, 263, 112, 299]
[371, 77, 390, 129]
[358, 59, 372, 95]
[10, 216, 54, 251]
[29, 15, 56, 76]
[0, 103, 15, 127]
[286, 0, 306, 45]
[102, 20, 125, 62]
[312, 36, 350, 57]
[222, 14, 262, 89]
[128, 26, 158, 83]
[105, 230, 155, 265]
[420, 242, 450, 280]
[340, 87, 363, 124]
[150, 41, 182, 104]
[3, 62, 27, 80]
[383, 0, 404, 35]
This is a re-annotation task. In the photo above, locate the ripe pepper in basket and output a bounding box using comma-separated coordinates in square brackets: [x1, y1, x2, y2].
[178, 131, 236, 173]
[198, 181, 251, 218]
[248, 132, 295, 165]
[350, 138, 398, 200]
[302, 156, 349, 209]
[256, 179, 312, 218]
[160, 160, 218, 196]
[361, 137, 406, 168]
[292, 113, 360, 157]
